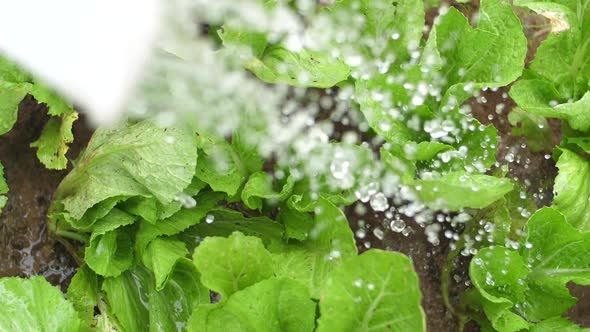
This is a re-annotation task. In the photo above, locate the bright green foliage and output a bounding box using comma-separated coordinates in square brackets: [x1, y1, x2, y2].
[67, 266, 99, 329]
[245, 46, 351, 88]
[430, 0, 527, 106]
[530, 317, 590, 332]
[0, 81, 29, 135]
[270, 198, 357, 298]
[182, 208, 284, 245]
[0, 55, 78, 169]
[511, 0, 590, 131]
[467, 207, 590, 330]
[353, 0, 522, 210]
[317, 250, 425, 332]
[30, 111, 78, 170]
[134, 192, 224, 256]
[195, 135, 248, 197]
[103, 263, 209, 332]
[241, 172, 294, 210]
[0, 162, 8, 214]
[84, 209, 136, 277]
[414, 172, 513, 210]
[53, 120, 197, 222]
[188, 278, 316, 332]
[142, 237, 189, 290]
[220, 30, 350, 88]
[328, 0, 425, 65]
[0, 276, 81, 332]
[193, 232, 274, 299]
[553, 148, 590, 230]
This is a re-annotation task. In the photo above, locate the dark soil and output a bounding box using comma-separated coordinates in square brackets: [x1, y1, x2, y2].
[0, 97, 92, 291]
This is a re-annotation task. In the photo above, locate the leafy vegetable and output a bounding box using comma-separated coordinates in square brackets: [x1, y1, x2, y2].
[52, 120, 197, 224]
[0, 276, 81, 331]
[414, 172, 514, 210]
[193, 231, 274, 299]
[511, 0, 590, 131]
[0, 163, 8, 213]
[317, 250, 426, 332]
[188, 278, 316, 332]
[553, 147, 590, 231]
[466, 207, 590, 330]
[0, 55, 78, 169]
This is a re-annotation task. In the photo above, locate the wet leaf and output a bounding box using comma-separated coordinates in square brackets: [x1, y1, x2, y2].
[468, 207, 590, 329]
[188, 278, 316, 332]
[317, 250, 425, 332]
[192, 232, 274, 300]
[0, 276, 81, 332]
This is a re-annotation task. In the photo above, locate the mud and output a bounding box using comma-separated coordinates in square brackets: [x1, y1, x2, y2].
[0, 97, 92, 291]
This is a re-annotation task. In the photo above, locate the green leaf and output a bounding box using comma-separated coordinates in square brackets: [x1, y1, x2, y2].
[413, 172, 513, 210]
[287, 143, 379, 211]
[232, 131, 265, 174]
[553, 148, 590, 230]
[196, 135, 247, 196]
[0, 276, 81, 332]
[0, 55, 31, 83]
[279, 205, 314, 241]
[188, 278, 316, 332]
[468, 207, 590, 327]
[511, 1, 590, 130]
[30, 111, 78, 170]
[182, 208, 284, 246]
[245, 46, 350, 88]
[53, 120, 197, 221]
[514, 0, 587, 99]
[428, 0, 527, 106]
[510, 79, 590, 132]
[29, 82, 74, 116]
[134, 191, 224, 256]
[193, 231, 274, 299]
[103, 263, 208, 332]
[142, 237, 189, 291]
[317, 250, 425, 332]
[241, 172, 294, 210]
[270, 198, 357, 298]
[354, 73, 417, 144]
[0, 81, 30, 135]
[530, 317, 590, 332]
[0, 162, 8, 214]
[84, 209, 136, 277]
[67, 266, 99, 329]
[328, 0, 425, 65]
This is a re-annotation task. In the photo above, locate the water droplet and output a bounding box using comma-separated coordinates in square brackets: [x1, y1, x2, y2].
[485, 272, 495, 286]
[370, 193, 389, 212]
[390, 218, 406, 232]
[175, 193, 196, 209]
[373, 228, 384, 240]
[330, 160, 351, 180]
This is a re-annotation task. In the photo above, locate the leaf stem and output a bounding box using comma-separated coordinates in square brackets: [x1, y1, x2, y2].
[56, 230, 89, 243]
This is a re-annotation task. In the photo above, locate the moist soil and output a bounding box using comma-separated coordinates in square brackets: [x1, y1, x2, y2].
[0, 97, 91, 291]
[1, 3, 589, 332]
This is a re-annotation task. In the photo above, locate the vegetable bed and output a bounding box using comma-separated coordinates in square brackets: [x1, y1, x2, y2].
[1, 0, 590, 331]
